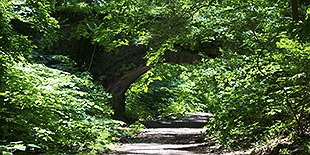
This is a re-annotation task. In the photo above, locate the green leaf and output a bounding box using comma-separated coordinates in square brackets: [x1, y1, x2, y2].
[27, 144, 41, 149]
[2, 151, 13, 155]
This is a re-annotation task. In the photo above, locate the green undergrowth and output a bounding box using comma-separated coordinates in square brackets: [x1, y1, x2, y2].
[0, 54, 132, 154]
[126, 63, 207, 120]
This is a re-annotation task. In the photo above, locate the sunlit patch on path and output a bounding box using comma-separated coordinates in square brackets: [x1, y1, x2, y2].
[111, 113, 251, 154]
[113, 128, 214, 154]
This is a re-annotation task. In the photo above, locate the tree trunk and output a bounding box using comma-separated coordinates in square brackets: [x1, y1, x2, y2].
[291, 0, 299, 21]
[107, 66, 153, 120]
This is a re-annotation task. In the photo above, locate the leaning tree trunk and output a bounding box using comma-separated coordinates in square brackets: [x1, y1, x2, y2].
[106, 66, 153, 121]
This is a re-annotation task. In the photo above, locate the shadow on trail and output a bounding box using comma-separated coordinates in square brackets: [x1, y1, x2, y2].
[113, 129, 219, 155]
[111, 113, 228, 155]
[142, 113, 212, 128]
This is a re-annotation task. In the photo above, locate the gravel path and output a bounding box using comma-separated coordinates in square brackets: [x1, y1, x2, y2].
[111, 113, 251, 155]
[113, 128, 216, 155]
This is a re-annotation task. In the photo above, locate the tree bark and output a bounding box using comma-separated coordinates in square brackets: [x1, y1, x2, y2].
[291, 0, 299, 21]
[107, 66, 153, 120]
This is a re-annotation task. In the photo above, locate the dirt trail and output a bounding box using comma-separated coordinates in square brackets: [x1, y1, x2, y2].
[113, 128, 216, 155]
[111, 113, 250, 155]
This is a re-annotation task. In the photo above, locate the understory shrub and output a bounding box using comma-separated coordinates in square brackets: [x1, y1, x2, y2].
[202, 39, 310, 153]
[0, 56, 123, 153]
[126, 63, 207, 120]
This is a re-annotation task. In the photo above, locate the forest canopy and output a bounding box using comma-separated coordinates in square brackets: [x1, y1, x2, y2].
[1, 0, 310, 154]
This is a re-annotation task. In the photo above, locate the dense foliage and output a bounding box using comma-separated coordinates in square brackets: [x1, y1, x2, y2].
[1, 0, 310, 154]
[0, 0, 129, 154]
[0, 57, 117, 153]
[128, 41, 310, 153]
[125, 0, 310, 154]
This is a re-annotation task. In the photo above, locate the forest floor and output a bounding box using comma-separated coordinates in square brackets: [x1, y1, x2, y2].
[111, 113, 251, 155]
